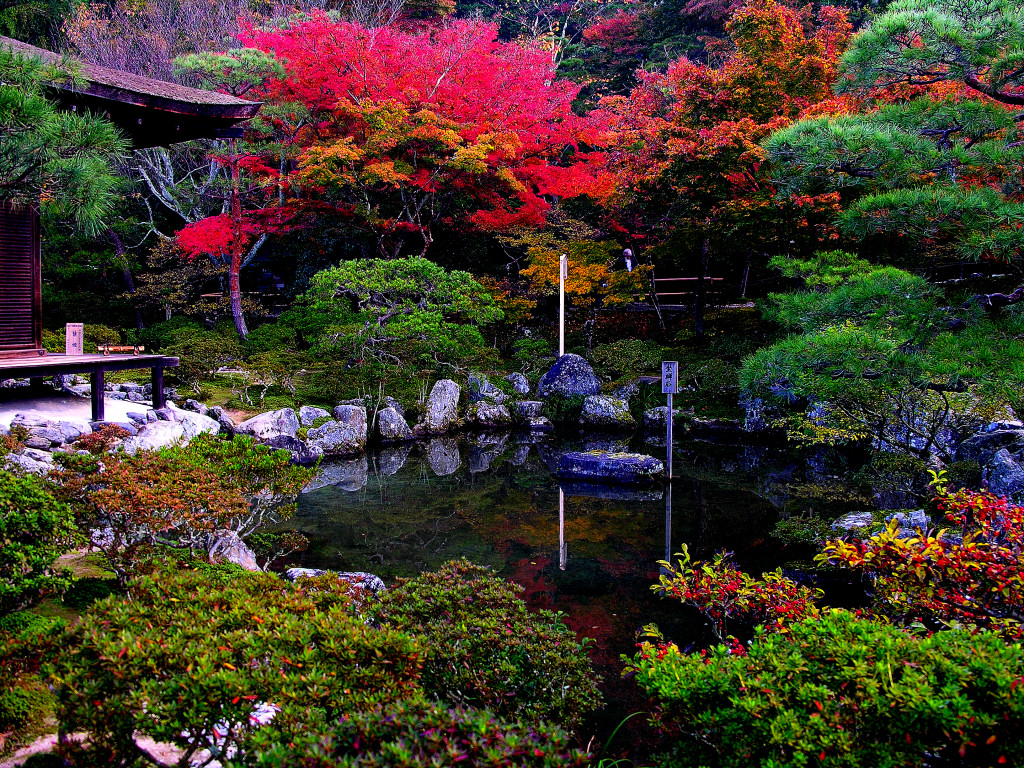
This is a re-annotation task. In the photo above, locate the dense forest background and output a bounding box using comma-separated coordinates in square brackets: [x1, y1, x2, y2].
[3, 0, 1023, 452]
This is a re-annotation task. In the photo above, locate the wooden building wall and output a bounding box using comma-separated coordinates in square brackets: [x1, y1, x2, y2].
[0, 204, 44, 358]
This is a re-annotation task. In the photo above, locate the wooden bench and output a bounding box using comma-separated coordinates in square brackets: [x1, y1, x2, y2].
[653, 277, 725, 310]
[98, 344, 145, 356]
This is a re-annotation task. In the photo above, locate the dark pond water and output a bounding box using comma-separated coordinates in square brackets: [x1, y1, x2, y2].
[283, 429, 888, 757]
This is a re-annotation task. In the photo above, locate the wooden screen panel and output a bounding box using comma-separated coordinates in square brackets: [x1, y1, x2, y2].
[0, 204, 42, 354]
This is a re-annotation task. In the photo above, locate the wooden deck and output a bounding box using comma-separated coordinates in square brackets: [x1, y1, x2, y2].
[0, 353, 178, 422]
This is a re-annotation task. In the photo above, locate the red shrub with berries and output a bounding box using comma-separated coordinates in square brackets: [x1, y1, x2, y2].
[819, 475, 1024, 640]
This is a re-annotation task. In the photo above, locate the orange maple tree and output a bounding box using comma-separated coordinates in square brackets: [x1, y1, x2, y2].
[603, 0, 851, 333]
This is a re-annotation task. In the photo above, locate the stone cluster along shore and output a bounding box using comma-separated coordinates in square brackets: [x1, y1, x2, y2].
[1, 355, 666, 482]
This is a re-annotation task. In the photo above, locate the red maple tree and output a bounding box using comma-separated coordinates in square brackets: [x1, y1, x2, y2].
[241, 17, 613, 257]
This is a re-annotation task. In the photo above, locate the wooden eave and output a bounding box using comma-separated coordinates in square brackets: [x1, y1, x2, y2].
[0, 36, 261, 147]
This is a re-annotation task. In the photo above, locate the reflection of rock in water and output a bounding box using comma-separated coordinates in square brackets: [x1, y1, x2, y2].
[304, 456, 368, 493]
[536, 443, 562, 473]
[559, 480, 663, 501]
[424, 436, 461, 476]
[468, 432, 509, 473]
[512, 429, 551, 445]
[467, 431, 508, 450]
[582, 434, 631, 453]
[508, 443, 531, 466]
[376, 444, 412, 476]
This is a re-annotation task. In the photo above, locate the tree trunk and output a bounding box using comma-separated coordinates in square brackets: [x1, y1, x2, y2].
[584, 307, 596, 357]
[694, 239, 710, 338]
[228, 146, 249, 339]
[740, 250, 752, 299]
[229, 250, 248, 339]
[108, 228, 144, 330]
[966, 284, 1024, 311]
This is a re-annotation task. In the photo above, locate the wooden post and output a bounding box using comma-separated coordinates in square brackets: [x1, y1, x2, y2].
[152, 362, 165, 410]
[91, 366, 105, 422]
[559, 253, 567, 357]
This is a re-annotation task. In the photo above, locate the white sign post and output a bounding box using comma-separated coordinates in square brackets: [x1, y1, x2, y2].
[558, 253, 567, 357]
[662, 361, 678, 479]
[65, 323, 83, 356]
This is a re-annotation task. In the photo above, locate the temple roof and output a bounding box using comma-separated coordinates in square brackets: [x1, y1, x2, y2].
[1, 36, 261, 147]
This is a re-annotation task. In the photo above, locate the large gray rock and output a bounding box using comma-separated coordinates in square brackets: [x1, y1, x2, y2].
[536, 354, 601, 398]
[4, 452, 52, 475]
[580, 395, 635, 430]
[513, 401, 544, 418]
[886, 509, 932, 537]
[643, 406, 681, 430]
[467, 375, 507, 404]
[308, 406, 367, 456]
[417, 380, 461, 435]
[989, 448, 1024, 500]
[504, 372, 530, 396]
[23, 435, 51, 450]
[20, 447, 54, 464]
[182, 399, 209, 417]
[208, 531, 260, 572]
[556, 451, 664, 484]
[981, 420, 1024, 433]
[173, 409, 221, 439]
[425, 436, 461, 476]
[285, 568, 386, 594]
[465, 402, 513, 428]
[12, 413, 91, 445]
[376, 406, 413, 443]
[236, 408, 300, 441]
[263, 435, 323, 466]
[958, 429, 1024, 463]
[832, 512, 875, 532]
[122, 421, 187, 455]
[299, 405, 332, 426]
[206, 406, 236, 436]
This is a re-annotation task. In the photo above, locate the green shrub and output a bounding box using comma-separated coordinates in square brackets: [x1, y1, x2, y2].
[41, 324, 120, 353]
[242, 698, 591, 768]
[0, 472, 78, 615]
[771, 514, 833, 546]
[511, 337, 553, 376]
[0, 612, 63, 638]
[164, 327, 243, 392]
[374, 560, 601, 727]
[946, 459, 982, 490]
[590, 338, 662, 381]
[59, 577, 118, 610]
[50, 569, 425, 766]
[243, 322, 298, 357]
[629, 610, 1024, 768]
[0, 679, 53, 733]
[542, 393, 586, 425]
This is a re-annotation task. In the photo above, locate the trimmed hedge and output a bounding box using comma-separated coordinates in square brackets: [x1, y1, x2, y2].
[241, 698, 591, 767]
[629, 610, 1024, 767]
[374, 559, 602, 727]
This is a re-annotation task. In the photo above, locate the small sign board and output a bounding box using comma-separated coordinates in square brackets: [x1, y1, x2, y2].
[65, 323, 83, 356]
[661, 361, 679, 394]
[560, 253, 568, 280]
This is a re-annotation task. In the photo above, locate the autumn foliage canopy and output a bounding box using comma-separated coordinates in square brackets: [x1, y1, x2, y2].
[238, 17, 612, 256]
